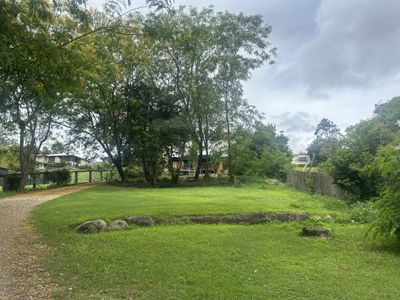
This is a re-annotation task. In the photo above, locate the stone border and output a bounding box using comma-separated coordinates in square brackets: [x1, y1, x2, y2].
[75, 212, 310, 233]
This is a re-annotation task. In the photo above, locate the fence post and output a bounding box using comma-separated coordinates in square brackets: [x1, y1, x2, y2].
[89, 170, 92, 183]
[33, 173, 37, 189]
[75, 171, 78, 184]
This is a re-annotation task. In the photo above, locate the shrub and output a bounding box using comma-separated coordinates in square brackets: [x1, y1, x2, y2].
[305, 174, 315, 193]
[370, 142, 400, 239]
[44, 169, 71, 186]
[344, 201, 378, 224]
[2, 174, 20, 192]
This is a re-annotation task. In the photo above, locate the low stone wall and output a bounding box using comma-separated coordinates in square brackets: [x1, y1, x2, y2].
[286, 170, 345, 199]
[75, 212, 310, 233]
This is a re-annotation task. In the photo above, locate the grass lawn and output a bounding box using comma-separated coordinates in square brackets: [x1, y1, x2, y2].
[32, 184, 400, 299]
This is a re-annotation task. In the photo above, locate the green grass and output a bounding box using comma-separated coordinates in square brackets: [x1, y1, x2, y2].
[0, 190, 15, 198]
[32, 184, 400, 299]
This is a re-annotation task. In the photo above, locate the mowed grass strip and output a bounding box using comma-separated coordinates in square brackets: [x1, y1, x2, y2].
[33, 184, 346, 228]
[32, 185, 400, 299]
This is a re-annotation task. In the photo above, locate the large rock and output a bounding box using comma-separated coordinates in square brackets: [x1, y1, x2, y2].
[301, 227, 330, 237]
[126, 216, 154, 226]
[75, 220, 107, 233]
[110, 220, 128, 229]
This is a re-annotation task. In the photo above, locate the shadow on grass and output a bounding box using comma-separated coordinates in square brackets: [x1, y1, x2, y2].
[365, 237, 400, 256]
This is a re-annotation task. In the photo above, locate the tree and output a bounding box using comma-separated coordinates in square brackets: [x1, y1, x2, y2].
[144, 7, 275, 180]
[0, 0, 79, 190]
[50, 141, 71, 154]
[231, 122, 291, 179]
[214, 12, 276, 179]
[307, 118, 342, 165]
[374, 96, 400, 130]
[0, 145, 19, 171]
[65, 13, 142, 182]
[371, 135, 400, 239]
[328, 119, 394, 201]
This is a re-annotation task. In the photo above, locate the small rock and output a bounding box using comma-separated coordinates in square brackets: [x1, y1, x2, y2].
[301, 227, 330, 237]
[126, 216, 154, 226]
[110, 220, 128, 229]
[75, 220, 107, 233]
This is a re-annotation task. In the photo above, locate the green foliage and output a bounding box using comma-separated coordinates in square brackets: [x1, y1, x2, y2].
[44, 169, 71, 186]
[307, 118, 342, 165]
[231, 122, 291, 179]
[328, 119, 394, 201]
[342, 202, 378, 224]
[374, 96, 400, 130]
[0, 145, 19, 171]
[0, 0, 84, 190]
[2, 174, 20, 192]
[305, 174, 315, 193]
[370, 140, 400, 239]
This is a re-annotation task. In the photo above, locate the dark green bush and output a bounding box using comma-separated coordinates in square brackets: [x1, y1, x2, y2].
[2, 174, 20, 192]
[44, 169, 71, 186]
[370, 143, 400, 239]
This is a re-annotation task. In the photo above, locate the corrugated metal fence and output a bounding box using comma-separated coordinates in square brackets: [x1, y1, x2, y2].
[286, 170, 345, 198]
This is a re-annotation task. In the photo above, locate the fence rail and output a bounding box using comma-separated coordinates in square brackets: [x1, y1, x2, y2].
[0, 169, 115, 191]
[286, 170, 345, 199]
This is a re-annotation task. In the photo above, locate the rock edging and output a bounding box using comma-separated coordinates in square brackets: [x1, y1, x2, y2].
[74, 212, 310, 233]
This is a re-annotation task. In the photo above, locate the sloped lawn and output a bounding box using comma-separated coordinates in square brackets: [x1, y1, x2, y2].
[32, 185, 400, 299]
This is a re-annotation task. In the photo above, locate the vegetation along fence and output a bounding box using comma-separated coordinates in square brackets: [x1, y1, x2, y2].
[286, 170, 345, 199]
[0, 169, 115, 191]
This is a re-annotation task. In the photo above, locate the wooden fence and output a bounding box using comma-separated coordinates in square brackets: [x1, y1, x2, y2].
[286, 170, 345, 198]
[0, 169, 115, 190]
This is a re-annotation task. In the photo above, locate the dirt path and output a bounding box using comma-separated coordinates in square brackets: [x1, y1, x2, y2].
[0, 183, 100, 299]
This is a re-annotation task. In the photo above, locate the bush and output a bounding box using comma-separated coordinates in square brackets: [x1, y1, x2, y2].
[370, 142, 400, 239]
[44, 169, 71, 186]
[2, 174, 20, 192]
[344, 201, 378, 224]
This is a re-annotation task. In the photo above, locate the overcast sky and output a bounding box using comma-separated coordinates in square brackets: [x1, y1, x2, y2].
[89, 0, 400, 152]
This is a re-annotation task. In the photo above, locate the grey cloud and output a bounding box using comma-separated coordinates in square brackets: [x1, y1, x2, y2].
[270, 111, 318, 153]
[295, 0, 400, 92]
[272, 112, 317, 133]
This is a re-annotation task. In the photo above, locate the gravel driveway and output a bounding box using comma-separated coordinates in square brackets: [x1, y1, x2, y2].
[0, 183, 99, 299]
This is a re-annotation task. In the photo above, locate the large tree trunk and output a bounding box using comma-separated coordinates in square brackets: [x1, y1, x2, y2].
[204, 138, 210, 180]
[224, 91, 233, 181]
[204, 116, 210, 179]
[17, 126, 26, 192]
[101, 144, 126, 183]
[194, 140, 203, 180]
[114, 162, 126, 183]
[166, 145, 184, 186]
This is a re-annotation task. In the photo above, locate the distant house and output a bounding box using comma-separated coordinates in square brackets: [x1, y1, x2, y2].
[292, 154, 311, 167]
[171, 155, 227, 175]
[0, 167, 13, 175]
[36, 154, 89, 169]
